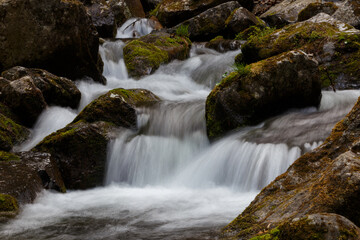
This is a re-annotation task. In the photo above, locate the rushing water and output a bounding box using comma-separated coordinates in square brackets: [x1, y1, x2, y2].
[2, 19, 360, 239]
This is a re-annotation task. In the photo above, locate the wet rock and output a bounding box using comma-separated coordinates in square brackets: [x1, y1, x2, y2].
[205, 36, 242, 52]
[0, 0, 105, 84]
[2, 66, 81, 109]
[226, 7, 264, 35]
[34, 88, 160, 189]
[171, 1, 241, 41]
[221, 95, 360, 238]
[155, 0, 254, 28]
[298, 2, 338, 21]
[123, 32, 191, 78]
[0, 112, 29, 151]
[333, 0, 360, 29]
[206, 50, 321, 139]
[0, 151, 65, 207]
[241, 14, 360, 89]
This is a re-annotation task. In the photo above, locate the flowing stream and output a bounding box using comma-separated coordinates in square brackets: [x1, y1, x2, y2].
[1, 19, 360, 239]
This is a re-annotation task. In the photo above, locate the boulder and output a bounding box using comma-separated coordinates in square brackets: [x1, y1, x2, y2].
[226, 7, 264, 35]
[205, 36, 242, 53]
[0, 0, 105, 84]
[221, 95, 360, 239]
[123, 32, 191, 78]
[2, 66, 81, 109]
[0, 151, 65, 207]
[171, 1, 241, 41]
[206, 50, 321, 139]
[34, 88, 160, 189]
[155, 0, 254, 28]
[298, 2, 338, 21]
[333, 0, 360, 29]
[253, 0, 285, 16]
[240, 14, 360, 89]
[0, 112, 29, 151]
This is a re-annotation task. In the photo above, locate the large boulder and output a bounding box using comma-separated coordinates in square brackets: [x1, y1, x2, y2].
[2, 66, 81, 109]
[123, 32, 191, 78]
[206, 50, 321, 139]
[221, 95, 360, 239]
[0, 0, 105, 84]
[155, 0, 254, 28]
[240, 14, 360, 89]
[171, 1, 242, 41]
[333, 0, 360, 29]
[34, 88, 160, 189]
[297, 2, 338, 21]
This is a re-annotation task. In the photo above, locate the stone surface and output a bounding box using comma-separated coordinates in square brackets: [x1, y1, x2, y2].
[226, 7, 264, 34]
[298, 2, 338, 21]
[0, 0, 105, 84]
[333, 0, 360, 29]
[0, 112, 29, 151]
[205, 37, 242, 52]
[206, 50, 321, 139]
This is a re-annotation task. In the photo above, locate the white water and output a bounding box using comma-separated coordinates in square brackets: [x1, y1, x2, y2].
[3, 19, 360, 239]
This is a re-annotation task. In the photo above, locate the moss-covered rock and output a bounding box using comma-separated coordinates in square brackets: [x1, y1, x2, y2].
[34, 88, 160, 189]
[0, 194, 18, 212]
[206, 50, 321, 139]
[123, 32, 191, 78]
[241, 14, 360, 89]
[298, 2, 338, 22]
[205, 36, 242, 53]
[221, 95, 360, 239]
[226, 7, 264, 35]
[0, 113, 29, 151]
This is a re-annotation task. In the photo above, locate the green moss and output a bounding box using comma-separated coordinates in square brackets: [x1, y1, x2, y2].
[176, 24, 189, 38]
[225, 8, 239, 26]
[0, 194, 18, 212]
[209, 35, 224, 43]
[0, 113, 29, 151]
[233, 63, 251, 77]
[149, 3, 160, 17]
[249, 228, 280, 240]
[0, 151, 20, 161]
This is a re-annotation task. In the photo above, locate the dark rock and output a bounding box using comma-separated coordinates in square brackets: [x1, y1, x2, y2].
[0, 0, 105, 84]
[333, 0, 360, 29]
[140, 0, 162, 13]
[206, 50, 321, 139]
[86, 2, 117, 38]
[226, 7, 264, 35]
[124, 0, 145, 18]
[0, 112, 29, 151]
[123, 32, 191, 78]
[298, 2, 338, 21]
[156, 0, 254, 28]
[2, 66, 81, 109]
[221, 95, 360, 239]
[34, 88, 160, 189]
[261, 14, 290, 28]
[205, 36, 242, 52]
[171, 1, 241, 41]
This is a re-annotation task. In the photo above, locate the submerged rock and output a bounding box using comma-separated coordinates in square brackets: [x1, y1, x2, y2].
[206, 50, 321, 139]
[123, 32, 191, 78]
[221, 95, 360, 239]
[34, 88, 160, 189]
[0, 0, 105, 84]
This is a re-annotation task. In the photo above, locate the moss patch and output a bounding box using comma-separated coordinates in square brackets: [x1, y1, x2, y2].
[0, 113, 29, 151]
[0, 151, 20, 161]
[0, 194, 18, 212]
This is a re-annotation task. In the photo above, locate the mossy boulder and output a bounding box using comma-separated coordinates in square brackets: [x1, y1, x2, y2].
[241, 14, 360, 89]
[34, 88, 160, 189]
[0, 193, 18, 220]
[0, 113, 29, 151]
[0, 0, 105, 83]
[171, 1, 241, 41]
[221, 96, 360, 239]
[206, 50, 321, 139]
[155, 0, 254, 28]
[225, 7, 264, 35]
[123, 32, 191, 78]
[2, 66, 81, 109]
[205, 36, 242, 53]
[333, 0, 360, 29]
[298, 2, 338, 22]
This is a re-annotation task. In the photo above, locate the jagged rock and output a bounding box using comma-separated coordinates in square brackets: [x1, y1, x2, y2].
[226, 7, 264, 35]
[155, 0, 254, 28]
[221, 95, 360, 239]
[298, 2, 338, 21]
[241, 13, 360, 89]
[171, 1, 241, 41]
[333, 0, 360, 29]
[0, 0, 105, 84]
[34, 88, 160, 189]
[0, 151, 65, 209]
[123, 32, 191, 78]
[2, 66, 81, 109]
[206, 50, 321, 139]
[0, 112, 29, 151]
[205, 36, 242, 52]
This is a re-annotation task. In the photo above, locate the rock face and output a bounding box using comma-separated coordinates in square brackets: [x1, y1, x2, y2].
[2, 67, 81, 109]
[0, 0, 105, 84]
[221, 95, 360, 239]
[206, 50, 321, 139]
[241, 14, 360, 89]
[226, 7, 264, 35]
[34, 88, 160, 189]
[333, 0, 360, 29]
[298, 2, 338, 21]
[0, 151, 65, 205]
[155, 0, 254, 27]
[123, 32, 191, 78]
[171, 1, 241, 41]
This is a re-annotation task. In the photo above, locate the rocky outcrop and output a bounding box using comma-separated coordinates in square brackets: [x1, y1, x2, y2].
[221, 95, 360, 239]
[123, 32, 191, 78]
[297, 2, 338, 21]
[240, 14, 360, 89]
[171, 1, 241, 41]
[206, 50, 321, 139]
[2, 67, 81, 109]
[226, 7, 264, 35]
[34, 88, 160, 189]
[333, 0, 360, 29]
[0, 0, 105, 84]
[155, 0, 254, 28]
